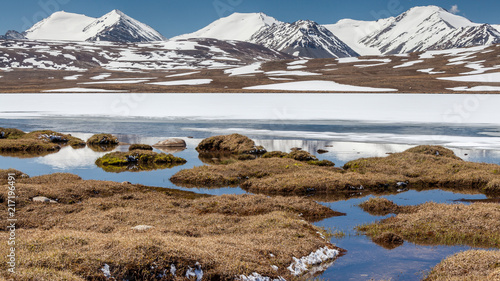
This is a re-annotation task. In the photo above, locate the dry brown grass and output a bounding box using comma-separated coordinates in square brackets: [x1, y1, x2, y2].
[358, 200, 500, 248]
[0, 128, 87, 157]
[0, 170, 342, 280]
[173, 145, 500, 195]
[358, 197, 416, 216]
[425, 250, 500, 281]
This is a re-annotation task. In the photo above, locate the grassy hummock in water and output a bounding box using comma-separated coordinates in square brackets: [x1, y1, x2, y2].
[425, 250, 500, 281]
[358, 199, 500, 249]
[0, 128, 86, 156]
[196, 134, 266, 155]
[96, 150, 187, 172]
[86, 133, 119, 145]
[173, 144, 500, 195]
[129, 144, 153, 151]
[0, 170, 343, 280]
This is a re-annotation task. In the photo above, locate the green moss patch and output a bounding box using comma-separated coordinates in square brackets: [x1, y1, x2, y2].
[86, 134, 119, 145]
[129, 144, 153, 151]
[96, 150, 187, 172]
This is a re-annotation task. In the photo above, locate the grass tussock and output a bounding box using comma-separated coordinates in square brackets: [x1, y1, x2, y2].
[174, 145, 500, 195]
[263, 150, 335, 166]
[86, 134, 119, 145]
[359, 197, 416, 216]
[425, 250, 500, 281]
[95, 150, 187, 173]
[343, 145, 500, 194]
[0, 127, 25, 139]
[196, 134, 266, 155]
[171, 157, 401, 194]
[0, 128, 86, 156]
[358, 200, 500, 248]
[128, 144, 153, 151]
[0, 170, 342, 280]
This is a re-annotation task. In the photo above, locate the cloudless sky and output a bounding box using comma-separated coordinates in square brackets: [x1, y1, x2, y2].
[1, 0, 499, 38]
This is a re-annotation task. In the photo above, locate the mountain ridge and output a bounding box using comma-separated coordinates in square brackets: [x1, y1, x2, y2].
[23, 10, 165, 42]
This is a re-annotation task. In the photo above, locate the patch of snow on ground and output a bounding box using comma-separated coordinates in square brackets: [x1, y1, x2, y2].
[42, 88, 127, 93]
[460, 62, 500, 75]
[287, 65, 307, 70]
[287, 247, 339, 276]
[269, 77, 294, 81]
[148, 79, 212, 86]
[238, 273, 285, 281]
[447, 86, 500, 92]
[63, 54, 77, 60]
[393, 60, 423, 68]
[287, 59, 309, 66]
[417, 68, 446, 75]
[338, 57, 391, 64]
[355, 63, 388, 68]
[91, 73, 111, 80]
[438, 72, 500, 82]
[419, 45, 488, 59]
[101, 264, 112, 279]
[80, 80, 150, 84]
[224, 63, 263, 76]
[244, 80, 397, 92]
[265, 70, 320, 76]
[63, 74, 83, 80]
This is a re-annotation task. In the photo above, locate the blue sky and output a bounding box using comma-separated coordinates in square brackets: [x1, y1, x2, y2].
[0, 0, 498, 37]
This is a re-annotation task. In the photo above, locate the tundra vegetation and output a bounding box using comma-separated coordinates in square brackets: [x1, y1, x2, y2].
[0, 170, 343, 280]
[358, 198, 500, 280]
[0, 128, 85, 157]
[95, 150, 187, 172]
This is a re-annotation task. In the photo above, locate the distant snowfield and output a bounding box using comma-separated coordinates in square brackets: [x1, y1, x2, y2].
[148, 79, 212, 86]
[42, 88, 127, 93]
[447, 86, 500, 92]
[244, 80, 397, 92]
[1, 93, 499, 126]
[438, 72, 500, 82]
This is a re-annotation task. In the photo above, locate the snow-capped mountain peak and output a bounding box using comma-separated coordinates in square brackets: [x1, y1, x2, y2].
[356, 5, 486, 54]
[250, 19, 358, 58]
[24, 10, 165, 42]
[83, 9, 165, 42]
[174, 12, 281, 41]
[24, 11, 95, 41]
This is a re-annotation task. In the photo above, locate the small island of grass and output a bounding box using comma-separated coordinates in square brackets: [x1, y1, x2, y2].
[95, 150, 187, 172]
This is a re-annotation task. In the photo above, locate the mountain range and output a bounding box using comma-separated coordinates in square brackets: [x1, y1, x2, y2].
[2, 6, 500, 58]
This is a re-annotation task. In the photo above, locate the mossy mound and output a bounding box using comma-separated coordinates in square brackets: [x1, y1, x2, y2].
[86, 134, 119, 145]
[196, 134, 266, 155]
[96, 150, 187, 172]
[0, 127, 25, 139]
[358, 200, 500, 249]
[23, 130, 86, 148]
[263, 150, 334, 166]
[129, 144, 153, 151]
[0, 129, 86, 156]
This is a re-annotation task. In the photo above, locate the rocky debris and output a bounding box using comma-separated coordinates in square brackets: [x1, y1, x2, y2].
[153, 138, 187, 148]
[32, 196, 57, 203]
[131, 225, 154, 231]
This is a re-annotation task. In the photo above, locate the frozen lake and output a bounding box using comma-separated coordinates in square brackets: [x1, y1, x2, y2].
[1, 93, 500, 280]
